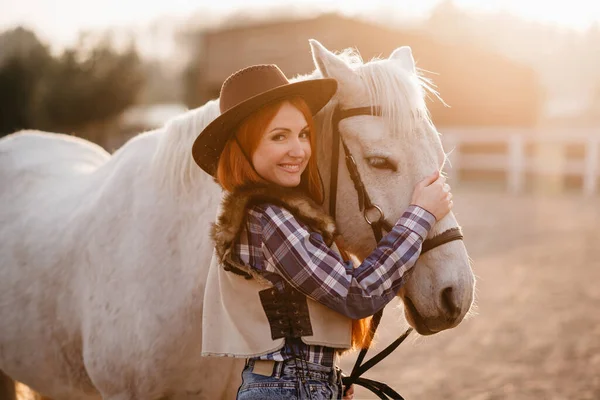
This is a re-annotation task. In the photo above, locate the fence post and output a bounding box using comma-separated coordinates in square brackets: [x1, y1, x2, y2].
[583, 138, 599, 196]
[508, 134, 524, 194]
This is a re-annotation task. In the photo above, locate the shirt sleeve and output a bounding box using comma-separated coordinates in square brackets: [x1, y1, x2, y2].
[257, 203, 436, 319]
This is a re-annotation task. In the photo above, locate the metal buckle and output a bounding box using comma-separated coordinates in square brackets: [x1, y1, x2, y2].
[364, 204, 384, 225]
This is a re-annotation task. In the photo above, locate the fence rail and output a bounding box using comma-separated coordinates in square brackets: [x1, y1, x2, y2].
[440, 128, 600, 195]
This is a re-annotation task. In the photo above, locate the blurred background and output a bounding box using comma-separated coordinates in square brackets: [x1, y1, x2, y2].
[1, 0, 599, 399]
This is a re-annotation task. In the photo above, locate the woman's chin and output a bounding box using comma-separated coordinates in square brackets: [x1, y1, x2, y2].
[281, 179, 302, 187]
[275, 175, 302, 187]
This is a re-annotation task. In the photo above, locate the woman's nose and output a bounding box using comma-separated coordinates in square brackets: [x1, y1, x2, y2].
[288, 138, 306, 158]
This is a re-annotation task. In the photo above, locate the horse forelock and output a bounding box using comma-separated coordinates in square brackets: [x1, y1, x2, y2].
[302, 48, 439, 141]
[357, 59, 437, 140]
[151, 100, 220, 196]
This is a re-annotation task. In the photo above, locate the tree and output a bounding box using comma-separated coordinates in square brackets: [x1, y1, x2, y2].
[0, 27, 144, 146]
[0, 27, 52, 136]
[39, 40, 143, 130]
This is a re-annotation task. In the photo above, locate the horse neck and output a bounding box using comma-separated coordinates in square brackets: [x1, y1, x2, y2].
[138, 101, 225, 275]
[151, 99, 221, 201]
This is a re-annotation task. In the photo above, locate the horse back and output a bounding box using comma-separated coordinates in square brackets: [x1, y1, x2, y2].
[0, 131, 118, 398]
[0, 130, 110, 177]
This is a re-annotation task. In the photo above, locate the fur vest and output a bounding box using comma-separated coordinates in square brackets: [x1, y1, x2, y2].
[201, 186, 352, 358]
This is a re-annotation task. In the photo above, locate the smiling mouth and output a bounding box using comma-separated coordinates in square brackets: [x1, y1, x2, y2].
[278, 164, 302, 173]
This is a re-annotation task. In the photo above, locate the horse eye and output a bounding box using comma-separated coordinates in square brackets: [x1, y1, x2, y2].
[367, 157, 396, 171]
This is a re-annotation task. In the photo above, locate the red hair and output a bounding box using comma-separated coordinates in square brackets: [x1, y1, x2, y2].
[216, 96, 371, 349]
[335, 239, 373, 350]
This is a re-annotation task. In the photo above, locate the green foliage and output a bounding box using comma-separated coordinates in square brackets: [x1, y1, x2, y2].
[40, 41, 143, 129]
[0, 27, 144, 140]
[0, 27, 52, 135]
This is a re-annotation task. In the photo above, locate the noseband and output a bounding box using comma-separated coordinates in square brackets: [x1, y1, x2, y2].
[329, 105, 464, 399]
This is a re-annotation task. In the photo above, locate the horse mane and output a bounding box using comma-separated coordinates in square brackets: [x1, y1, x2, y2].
[302, 47, 441, 141]
[151, 99, 220, 195]
[356, 60, 436, 138]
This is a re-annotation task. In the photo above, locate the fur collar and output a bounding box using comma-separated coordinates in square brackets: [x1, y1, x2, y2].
[211, 185, 338, 268]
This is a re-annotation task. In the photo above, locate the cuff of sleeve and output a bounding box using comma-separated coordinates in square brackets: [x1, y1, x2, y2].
[398, 205, 436, 240]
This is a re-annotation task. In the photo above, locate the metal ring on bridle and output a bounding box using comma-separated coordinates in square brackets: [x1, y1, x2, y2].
[364, 204, 385, 225]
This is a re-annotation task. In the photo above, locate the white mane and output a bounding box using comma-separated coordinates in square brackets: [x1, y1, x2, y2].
[151, 99, 220, 196]
[301, 48, 440, 141]
[356, 60, 430, 137]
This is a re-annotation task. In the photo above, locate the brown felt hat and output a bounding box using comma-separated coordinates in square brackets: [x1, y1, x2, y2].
[191, 64, 337, 177]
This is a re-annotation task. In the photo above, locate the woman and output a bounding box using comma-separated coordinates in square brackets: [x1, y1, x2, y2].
[193, 65, 452, 399]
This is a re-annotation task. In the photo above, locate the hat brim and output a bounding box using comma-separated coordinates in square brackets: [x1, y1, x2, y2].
[192, 78, 337, 177]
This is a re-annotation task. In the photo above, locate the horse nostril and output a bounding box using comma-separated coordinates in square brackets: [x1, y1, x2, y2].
[441, 287, 460, 318]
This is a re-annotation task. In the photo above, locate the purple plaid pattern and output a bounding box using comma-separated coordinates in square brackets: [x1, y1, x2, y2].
[232, 203, 435, 366]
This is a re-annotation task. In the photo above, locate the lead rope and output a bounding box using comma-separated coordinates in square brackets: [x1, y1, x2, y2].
[343, 311, 412, 399]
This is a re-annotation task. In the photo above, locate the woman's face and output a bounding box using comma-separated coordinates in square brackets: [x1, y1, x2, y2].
[252, 101, 311, 187]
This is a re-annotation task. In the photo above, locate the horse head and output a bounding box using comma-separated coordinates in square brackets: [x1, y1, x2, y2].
[308, 39, 475, 335]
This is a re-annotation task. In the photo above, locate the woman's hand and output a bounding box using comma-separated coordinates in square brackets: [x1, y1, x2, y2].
[411, 170, 453, 221]
[342, 384, 355, 399]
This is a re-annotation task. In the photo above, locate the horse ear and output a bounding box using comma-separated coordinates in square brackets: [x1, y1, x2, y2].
[389, 46, 416, 75]
[309, 39, 354, 83]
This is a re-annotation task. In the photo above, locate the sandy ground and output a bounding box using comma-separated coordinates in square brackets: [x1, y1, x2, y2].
[339, 189, 600, 400]
[15, 188, 600, 399]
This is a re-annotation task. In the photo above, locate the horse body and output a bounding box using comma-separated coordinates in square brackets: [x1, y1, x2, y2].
[0, 41, 475, 399]
[1, 128, 241, 399]
[0, 131, 112, 398]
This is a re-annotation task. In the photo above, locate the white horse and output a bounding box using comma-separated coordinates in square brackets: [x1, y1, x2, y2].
[0, 39, 475, 399]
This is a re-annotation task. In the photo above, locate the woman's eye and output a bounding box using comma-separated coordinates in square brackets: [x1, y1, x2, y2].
[271, 134, 285, 141]
[367, 157, 396, 171]
[300, 130, 311, 139]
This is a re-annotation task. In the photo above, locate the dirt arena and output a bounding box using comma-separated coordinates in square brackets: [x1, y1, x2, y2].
[15, 188, 600, 399]
[340, 188, 600, 400]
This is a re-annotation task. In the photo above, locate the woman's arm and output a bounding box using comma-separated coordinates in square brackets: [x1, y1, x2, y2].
[254, 203, 435, 319]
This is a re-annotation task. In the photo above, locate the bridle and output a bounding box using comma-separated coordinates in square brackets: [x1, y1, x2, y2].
[329, 105, 464, 247]
[329, 105, 464, 399]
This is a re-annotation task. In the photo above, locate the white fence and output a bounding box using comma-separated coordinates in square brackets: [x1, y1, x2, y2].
[440, 128, 600, 195]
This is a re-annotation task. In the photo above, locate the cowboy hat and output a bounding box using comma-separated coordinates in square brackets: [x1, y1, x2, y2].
[191, 64, 337, 177]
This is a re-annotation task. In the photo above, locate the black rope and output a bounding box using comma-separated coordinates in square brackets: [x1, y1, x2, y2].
[346, 377, 407, 400]
[342, 308, 412, 399]
[351, 327, 413, 379]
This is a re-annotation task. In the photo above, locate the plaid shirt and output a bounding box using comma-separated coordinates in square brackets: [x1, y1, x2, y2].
[232, 204, 435, 366]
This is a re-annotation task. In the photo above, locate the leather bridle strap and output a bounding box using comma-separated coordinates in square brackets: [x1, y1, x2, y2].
[421, 226, 464, 254]
[329, 107, 381, 219]
[330, 106, 388, 242]
[329, 106, 382, 222]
